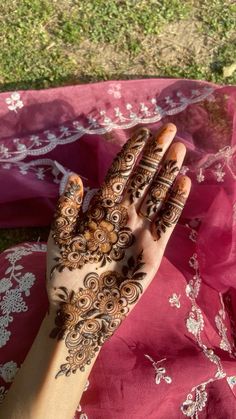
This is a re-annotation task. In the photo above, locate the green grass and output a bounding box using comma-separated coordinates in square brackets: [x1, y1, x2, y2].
[0, 0, 235, 92]
[55, 0, 190, 50]
[0, 0, 235, 250]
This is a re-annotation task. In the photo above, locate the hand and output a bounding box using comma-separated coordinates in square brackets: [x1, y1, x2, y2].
[46, 123, 191, 378]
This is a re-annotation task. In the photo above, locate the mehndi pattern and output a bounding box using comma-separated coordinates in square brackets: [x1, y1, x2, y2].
[50, 252, 146, 378]
[51, 129, 150, 271]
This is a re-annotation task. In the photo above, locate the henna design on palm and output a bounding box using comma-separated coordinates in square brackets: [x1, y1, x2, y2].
[51, 128, 150, 272]
[50, 252, 146, 378]
[47, 124, 191, 379]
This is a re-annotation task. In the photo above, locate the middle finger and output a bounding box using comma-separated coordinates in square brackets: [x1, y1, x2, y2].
[122, 123, 177, 208]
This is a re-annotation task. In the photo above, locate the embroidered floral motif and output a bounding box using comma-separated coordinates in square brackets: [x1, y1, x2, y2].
[181, 387, 207, 418]
[181, 249, 227, 418]
[180, 166, 189, 175]
[186, 306, 204, 338]
[196, 168, 205, 183]
[188, 229, 197, 243]
[107, 83, 122, 99]
[213, 163, 225, 182]
[169, 293, 181, 308]
[215, 294, 233, 354]
[0, 145, 10, 159]
[0, 244, 46, 348]
[5, 92, 23, 112]
[0, 87, 215, 163]
[0, 361, 19, 383]
[145, 354, 172, 385]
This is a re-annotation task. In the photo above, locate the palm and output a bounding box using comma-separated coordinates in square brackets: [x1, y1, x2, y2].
[46, 124, 191, 378]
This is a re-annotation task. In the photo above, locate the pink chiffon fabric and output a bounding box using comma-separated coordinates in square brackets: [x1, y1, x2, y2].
[0, 78, 236, 418]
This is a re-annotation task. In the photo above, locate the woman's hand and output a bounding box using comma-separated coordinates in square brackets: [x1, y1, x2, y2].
[46, 123, 191, 379]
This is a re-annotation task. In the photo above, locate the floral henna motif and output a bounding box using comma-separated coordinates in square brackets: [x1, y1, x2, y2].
[155, 185, 187, 239]
[52, 199, 134, 271]
[127, 134, 163, 203]
[50, 252, 146, 378]
[145, 159, 179, 218]
[51, 129, 151, 272]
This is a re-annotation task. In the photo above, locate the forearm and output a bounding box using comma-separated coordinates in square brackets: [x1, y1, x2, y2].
[0, 311, 100, 419]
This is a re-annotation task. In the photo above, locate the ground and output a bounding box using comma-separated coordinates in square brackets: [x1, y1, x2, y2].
[0, 0, 235, 250]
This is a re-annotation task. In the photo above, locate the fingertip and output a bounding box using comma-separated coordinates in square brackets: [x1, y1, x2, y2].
[162, 122, 177, 134]
[176, 175, 192, 198]
[171, 141, 186, 155]
[60, 173, 84, 197]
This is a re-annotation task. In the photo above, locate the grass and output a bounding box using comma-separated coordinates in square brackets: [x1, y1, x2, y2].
[0, 0, 235, 250]
[0, 0, 235, 91]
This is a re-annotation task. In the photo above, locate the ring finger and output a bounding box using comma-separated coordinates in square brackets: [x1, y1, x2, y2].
[139, 141, 186, 221]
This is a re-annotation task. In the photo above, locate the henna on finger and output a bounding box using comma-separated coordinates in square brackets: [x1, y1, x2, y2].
[127, 133, 163, 204]
[51, 129, 150, 272]
[124, 124, 177, 206]
[52, 175, 83, 246]
[143, 158, 179, 219]
[92, 127, 151, 208]
[154, 178, 189, 240]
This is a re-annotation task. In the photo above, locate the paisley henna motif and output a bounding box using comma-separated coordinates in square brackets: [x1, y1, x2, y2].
[50, 252, 146, 378]
[155, 185, 187, 239]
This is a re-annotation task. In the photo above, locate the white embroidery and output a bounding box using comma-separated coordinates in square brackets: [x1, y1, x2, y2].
[0, 145, 10, 159]
[181, 386, 207, 418]
[0, 244, 46, 348]
[227, 376, 236, 389]
[215, 294, 233, 355]
[0, 361, 19, 383]
[181, 250, 226, 418]
[169, 293, 181, 308]
[107, 83, 122, 99]
[180, 165, 189, 175]
[5, 92, 24, 113]
[188, 228, 198, 243]
[144, 355, 172, 385]
[198, 145, 236, 182]
[213, 163, 225, 182]
[186, 306, 204, 338]
[0, 87, 215, 163]
[196, 168, 205, 183]
[2, 159, 63, 184]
